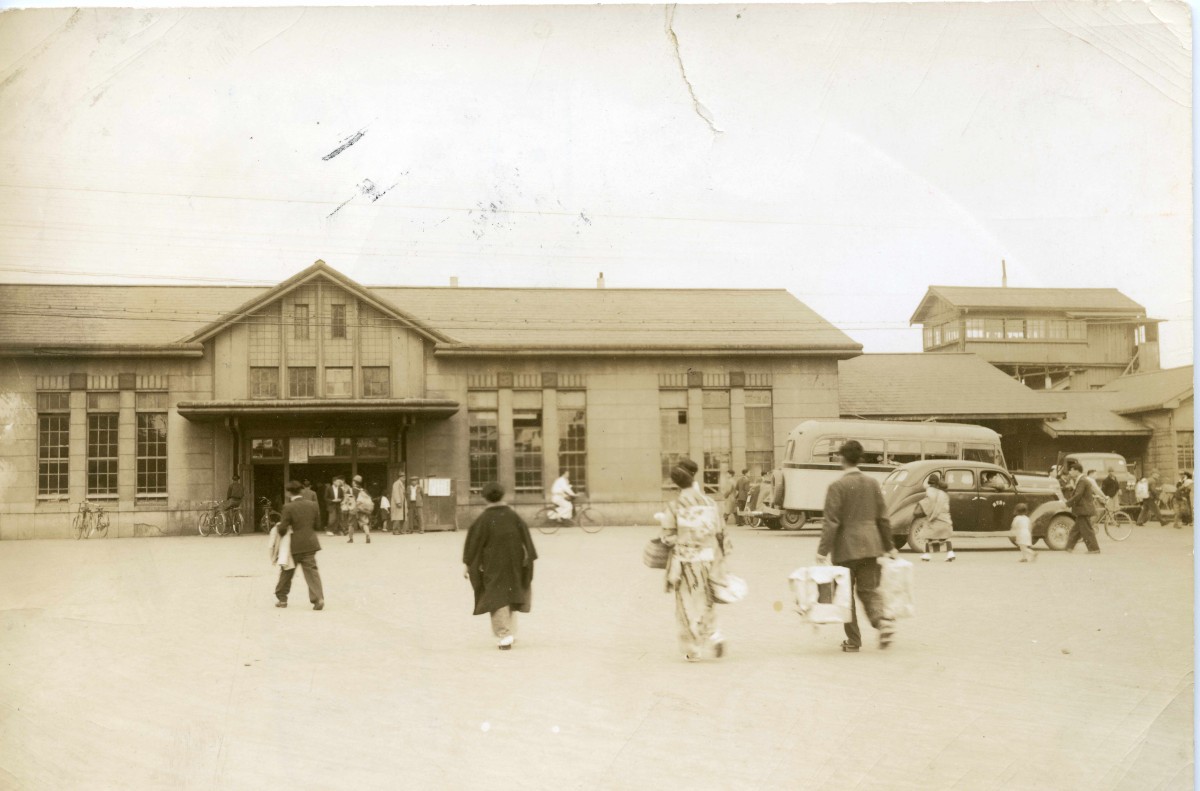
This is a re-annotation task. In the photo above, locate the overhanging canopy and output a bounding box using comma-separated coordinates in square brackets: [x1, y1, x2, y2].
[176, 398, 460, 421]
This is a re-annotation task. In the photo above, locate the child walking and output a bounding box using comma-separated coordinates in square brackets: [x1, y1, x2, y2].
[1012, 503, 1036, 562]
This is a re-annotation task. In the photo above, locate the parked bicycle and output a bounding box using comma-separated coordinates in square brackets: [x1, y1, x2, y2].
[258, 497, 281, 534]
[198, 500, 239, 536]
[534, 495, 602, 534]
[72, 501, 110, 540]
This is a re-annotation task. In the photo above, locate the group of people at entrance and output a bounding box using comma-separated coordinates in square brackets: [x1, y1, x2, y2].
[316, 473, 426, 540]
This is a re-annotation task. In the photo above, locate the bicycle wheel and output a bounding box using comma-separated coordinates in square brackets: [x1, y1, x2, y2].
[94, 514, 109, 539]
[1105, 510, 1133, 541]
[229, 511, 243, 536]
[534, 507, 561, 534]
[213, 512, 227, 536]
[198, 512, 212, 537]
[578, 507, 602, 533]
[72, 512, 86, 540]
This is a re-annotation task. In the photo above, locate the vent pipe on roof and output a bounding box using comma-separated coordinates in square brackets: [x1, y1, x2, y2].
[450, 276, 459, 288]
[597, 272, 605, 289]
[1001, 259, 1008, 288]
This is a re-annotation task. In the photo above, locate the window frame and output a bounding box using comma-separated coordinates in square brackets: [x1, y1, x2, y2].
[361, 366, 390, 398]
[288, 367, 317, 399]
[250, 367, 280, 399]
[557, 391, 587, 493]
[135, 406, 168, 499]
[37, 394, 70, 498]
[324, 367, 353, 399]
[293, 303, 311, 340]
[86, 412, 119, 498]
[330, 303, 347, 339]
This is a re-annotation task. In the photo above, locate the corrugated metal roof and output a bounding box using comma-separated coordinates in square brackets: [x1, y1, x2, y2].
[1099, 365, 1194, 414]
[1038, 391, 1152, 437]
[0, 271, 859, 353]
[911, 285, 1146, 323]
[839, 353, 1064, 418]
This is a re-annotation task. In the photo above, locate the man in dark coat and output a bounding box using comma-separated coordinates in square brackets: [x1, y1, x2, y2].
[462, 482, 537, 650]
[275, 480, 324, 609]
[817, 440, 897, 652]
[734, 468, 751, 525]
[1064, 463, 1100, 554]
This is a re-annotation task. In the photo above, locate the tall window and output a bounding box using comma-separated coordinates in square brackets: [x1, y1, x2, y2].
[468, 391, 499, 493]
[136, 392, 168, 498]
[659, 390, 689, 486]
[87, 396, 119, 497]
[362, 367, 390, 397]
[288, 367, 316, 398]
[250, 367, 279, 398]
[1179, 431, 1194, 473]
[1026, 319, 1046, 339]
[745, 390, 774, 475]
[965, 319, 984, 339]
[293, 304, 310, 340]
[702, 390, 731, 493]
[513, 391, 543, 494]
[330, 303, 347, 339]
[37, 392, 69, 496]
[558, 391, 587, 492]
[325, 367, 353, 398]
[943, 321, 960, 344]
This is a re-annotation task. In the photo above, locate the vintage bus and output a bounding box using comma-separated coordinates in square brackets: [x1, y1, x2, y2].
[772, 419, 1006, 529]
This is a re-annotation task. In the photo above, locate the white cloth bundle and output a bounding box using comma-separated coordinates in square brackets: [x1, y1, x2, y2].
[268, 526, 294, 570]
[877, 556, 915, 619]
[788, 566, 852, 624]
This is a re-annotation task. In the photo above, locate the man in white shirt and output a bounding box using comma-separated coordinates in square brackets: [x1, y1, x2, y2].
[551, 471, 575, 521]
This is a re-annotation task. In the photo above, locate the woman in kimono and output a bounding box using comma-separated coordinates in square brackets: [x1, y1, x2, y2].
[462, 482, 538, 650]
[916, 473, 955, 562]
[660, 464, 729, 662]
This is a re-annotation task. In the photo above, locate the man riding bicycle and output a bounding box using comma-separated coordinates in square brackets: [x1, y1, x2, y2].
[551, 471, 575, 521]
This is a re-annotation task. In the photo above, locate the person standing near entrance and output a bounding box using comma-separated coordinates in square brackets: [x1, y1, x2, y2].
[463, 482, 538, 650]
[734, 469, 751, 526]
[390, 473, 408, 534]
[1064, 463, 1100, 554]
[816, 440, 897, 653]
[324, 476, 347, 537]
[409, 476, 425, 534]
[300, 479, 317, 503]
[223, 474, 244, 521]
[349, 475, 374, 543]
[275, 480, 324, 610]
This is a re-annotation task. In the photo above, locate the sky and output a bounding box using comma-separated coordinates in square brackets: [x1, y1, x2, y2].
[0, 2, 1192, 366]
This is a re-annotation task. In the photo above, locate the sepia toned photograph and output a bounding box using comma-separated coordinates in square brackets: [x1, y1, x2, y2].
[0, 2, 1193, 788]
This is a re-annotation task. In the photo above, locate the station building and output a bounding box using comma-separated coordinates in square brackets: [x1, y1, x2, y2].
[0, 261, 860, 538]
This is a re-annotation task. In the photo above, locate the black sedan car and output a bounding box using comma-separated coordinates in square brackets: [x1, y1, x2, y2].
[881, 460, 1076, 551]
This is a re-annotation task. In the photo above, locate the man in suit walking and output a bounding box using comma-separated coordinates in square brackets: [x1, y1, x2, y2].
[1064, 463, 1100, 554]
[816, 440, 897, 653]
[734, 468, 750, 526]
[324, 475, 347, 537]
[275, 480, 325, 610]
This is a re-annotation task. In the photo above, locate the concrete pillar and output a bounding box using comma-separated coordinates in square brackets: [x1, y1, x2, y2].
[687, 387, 704, 467]
[118, 390, 136, 505]
[498, 387, 515, 494]
[541, 388, 559, 490]
[68, 390, 86, 501]
[731, 386, 746, 473]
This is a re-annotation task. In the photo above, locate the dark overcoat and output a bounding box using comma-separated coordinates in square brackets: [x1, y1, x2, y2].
[818, 470, 894, 564]
[463, 504, 538, 616]
[277, 498, 322, 555]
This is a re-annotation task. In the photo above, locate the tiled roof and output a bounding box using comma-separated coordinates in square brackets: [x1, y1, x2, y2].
[839, 353, 1065, 419]
[911, 286, 1146, 323]
[0, 264, 859, 354]
[1038, 391, 1152, 437]
[1099, 365, 1194, 414]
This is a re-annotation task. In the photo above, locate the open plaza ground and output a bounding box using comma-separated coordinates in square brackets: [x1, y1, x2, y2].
[0, 522, 1193, 791]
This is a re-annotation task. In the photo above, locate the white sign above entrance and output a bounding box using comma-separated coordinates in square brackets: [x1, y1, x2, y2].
[308, 437, 335, 457]
[288, 440, 309, 464]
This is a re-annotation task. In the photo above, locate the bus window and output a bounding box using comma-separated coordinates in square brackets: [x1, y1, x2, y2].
[943, 469, 976, 490]
[784, 439, 796, 463]
[923, 441, 959, 461]
[811, 437, 845, 463]
[964, 445, 1001, 465]
[860, 439, 885, 465]
[886, 440, 922, 466]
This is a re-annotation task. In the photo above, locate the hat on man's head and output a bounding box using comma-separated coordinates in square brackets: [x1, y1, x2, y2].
[285, 480, 302, 494]
[353, 474, 363, 484]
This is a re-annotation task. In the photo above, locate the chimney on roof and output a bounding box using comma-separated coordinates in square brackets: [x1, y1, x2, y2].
[449, 276, 459, 288]
[1001, 259, 1008, 288]
[597, 272, 605, 289]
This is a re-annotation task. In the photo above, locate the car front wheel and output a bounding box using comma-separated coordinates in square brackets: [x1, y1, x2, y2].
[780, 510, 806, 530]
[1043, 515, 1074, 551]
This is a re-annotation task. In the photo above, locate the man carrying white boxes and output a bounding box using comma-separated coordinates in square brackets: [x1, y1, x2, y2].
[813, 439, 899, 653]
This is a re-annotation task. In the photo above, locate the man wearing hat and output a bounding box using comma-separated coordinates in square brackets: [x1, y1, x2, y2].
[275, 480, 324, 610]
[348, 474, 373, 543]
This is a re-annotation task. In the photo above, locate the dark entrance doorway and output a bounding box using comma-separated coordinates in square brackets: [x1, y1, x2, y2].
[288, 463, 353, 531]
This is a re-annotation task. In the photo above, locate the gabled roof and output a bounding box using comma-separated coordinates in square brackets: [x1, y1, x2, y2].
[1099, 365, 1194, 414]
[839, 353, 1065, 420]
[1037, 391, 1153, 438]
[182, 260, 453, 345]
[910, 286, 1147, 324]
[0, 262, 860, 356]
